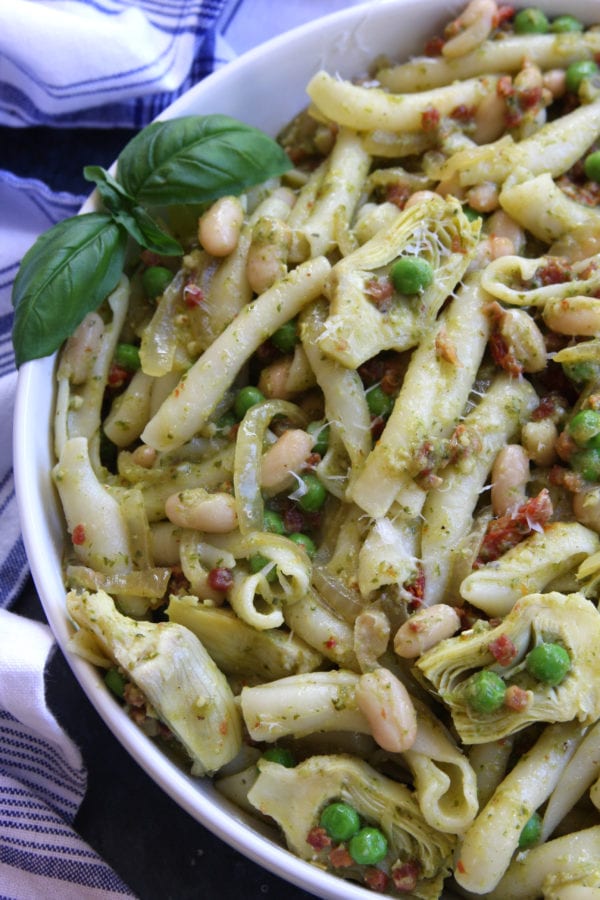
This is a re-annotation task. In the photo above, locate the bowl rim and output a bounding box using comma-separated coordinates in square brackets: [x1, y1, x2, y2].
[12, 0, 596, 896]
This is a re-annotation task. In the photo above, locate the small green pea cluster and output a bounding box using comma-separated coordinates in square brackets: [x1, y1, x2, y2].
[465, 641, 571, 714]
[511, 11, 598, 99]
[319, 801, 389, 866]
[513, 9, 583, 36]
[568, 409, 600, 483]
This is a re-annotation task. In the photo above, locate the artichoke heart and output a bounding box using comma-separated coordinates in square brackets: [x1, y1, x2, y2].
[317, 195, 480, 369]
[415, 591, 600, 744]
[66, 588, 242, 774]
[248, 754, 454, 896]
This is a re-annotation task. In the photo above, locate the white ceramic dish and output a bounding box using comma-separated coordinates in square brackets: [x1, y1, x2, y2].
[13, 0, 598, 897]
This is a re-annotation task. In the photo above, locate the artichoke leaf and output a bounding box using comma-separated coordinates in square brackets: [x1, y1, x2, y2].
[248, 754, 454, 893]
[67, 588, 242, 774]
[317, 195, 480, 369]
[416, 591, 600, 744]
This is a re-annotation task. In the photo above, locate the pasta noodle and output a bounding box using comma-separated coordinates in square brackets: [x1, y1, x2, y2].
[51, 3, 600, 897]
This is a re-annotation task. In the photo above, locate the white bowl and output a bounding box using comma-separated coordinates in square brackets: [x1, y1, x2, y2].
[12, 0, 596, 897]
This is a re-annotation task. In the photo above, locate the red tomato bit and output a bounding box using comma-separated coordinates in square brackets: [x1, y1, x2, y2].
[475, 488, 553, 566]
[306, 827, 332, 851]
[329, 846, 353, 868]
[207, 567, 234, 592]
[391, 860, 421, 893]
[364, 868, 389, 892]
[72, 523, 86, 545]
[488, 633, 518, 666]
[504, 684, 532, 711]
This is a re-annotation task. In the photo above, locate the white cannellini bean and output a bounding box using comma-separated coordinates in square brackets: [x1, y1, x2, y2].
[165, 488, 238, 532]
[246, 218, 291, 294]
[473, 90, 507, 144]
[485, 209, 526, 254]
[466, 181, 499, 213]
[543, 296, 600, 337]
[543, 68, 567, 99]
[498, 307, 547, 373]
[393, 604, 461, 659]
[260, 428, 315, 495]
[468, 235, 514, 270]
[198, 196, 245, 257]
[521, 418, 558, 467]
[436, 174, 465, 200]
[59, 312, 104, 384]
[491, 443, 530, 516]
[130, 444, 158, 468]
[355, 668, 417, 753]
[258, 356, 295, 400]
[404, 190, 439, 210]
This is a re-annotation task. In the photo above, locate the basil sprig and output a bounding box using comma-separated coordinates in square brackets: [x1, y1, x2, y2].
[12, 114, 292, 367]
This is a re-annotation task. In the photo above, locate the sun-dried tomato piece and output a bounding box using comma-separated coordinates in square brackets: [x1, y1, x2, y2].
[488, 633, 518, 666]
[475, 489, 553, 566]
[504, 684, 532, 711]
[392, 860, 421, 893]
[306, 827, 332, 851]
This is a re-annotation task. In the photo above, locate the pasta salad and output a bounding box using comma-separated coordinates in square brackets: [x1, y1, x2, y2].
[43, 2, 600, 897]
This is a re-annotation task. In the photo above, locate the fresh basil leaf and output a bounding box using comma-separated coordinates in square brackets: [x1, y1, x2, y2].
[112, 205, 183, 256]
[84, 165, 182, 255]
[117, 114, 292, 206]
[12, 213, 127, 366]
[84, 165, 134, 202]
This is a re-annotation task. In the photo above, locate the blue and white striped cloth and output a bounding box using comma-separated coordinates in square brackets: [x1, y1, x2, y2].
[0, 2, 361, 896]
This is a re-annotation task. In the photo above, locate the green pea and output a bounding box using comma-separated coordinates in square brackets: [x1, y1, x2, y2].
[464, 670, 506, 714]
[566, 59, 599, 93]
[214, 410, 237, 435]
[366, 384, 395, 418]
[271, 319, 298, 354]
[288, 532, 317, 558]
[526, 642, 571, 686]
[518, 812, 542, 849]
[513, 7, 549, 34]
[307, 421, 330, 457]
[234, 385, 265, 419]
[142, 265, 173, 299]
[348, 827, 388, 865]
[249, 553, 277, 582]
[264, 509, 286, 535]
[297, 474, 327, 512]
[262, 747, 295, 768]
[462, 204, 484, 222]
[562, 361, 600, 384]
[320, 802, 361, 842]
[114, 342, 141, 372]
[104, 667, 126, 699]
[568, 409, 600, 446]
[584, 150, 600, 183]
[572, 447, 600, 482]
[390, 256, 434, 295]
[550, 15, 584, 33]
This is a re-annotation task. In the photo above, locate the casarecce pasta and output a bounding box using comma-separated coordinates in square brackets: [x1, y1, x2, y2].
[55, 3, 600, 897]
